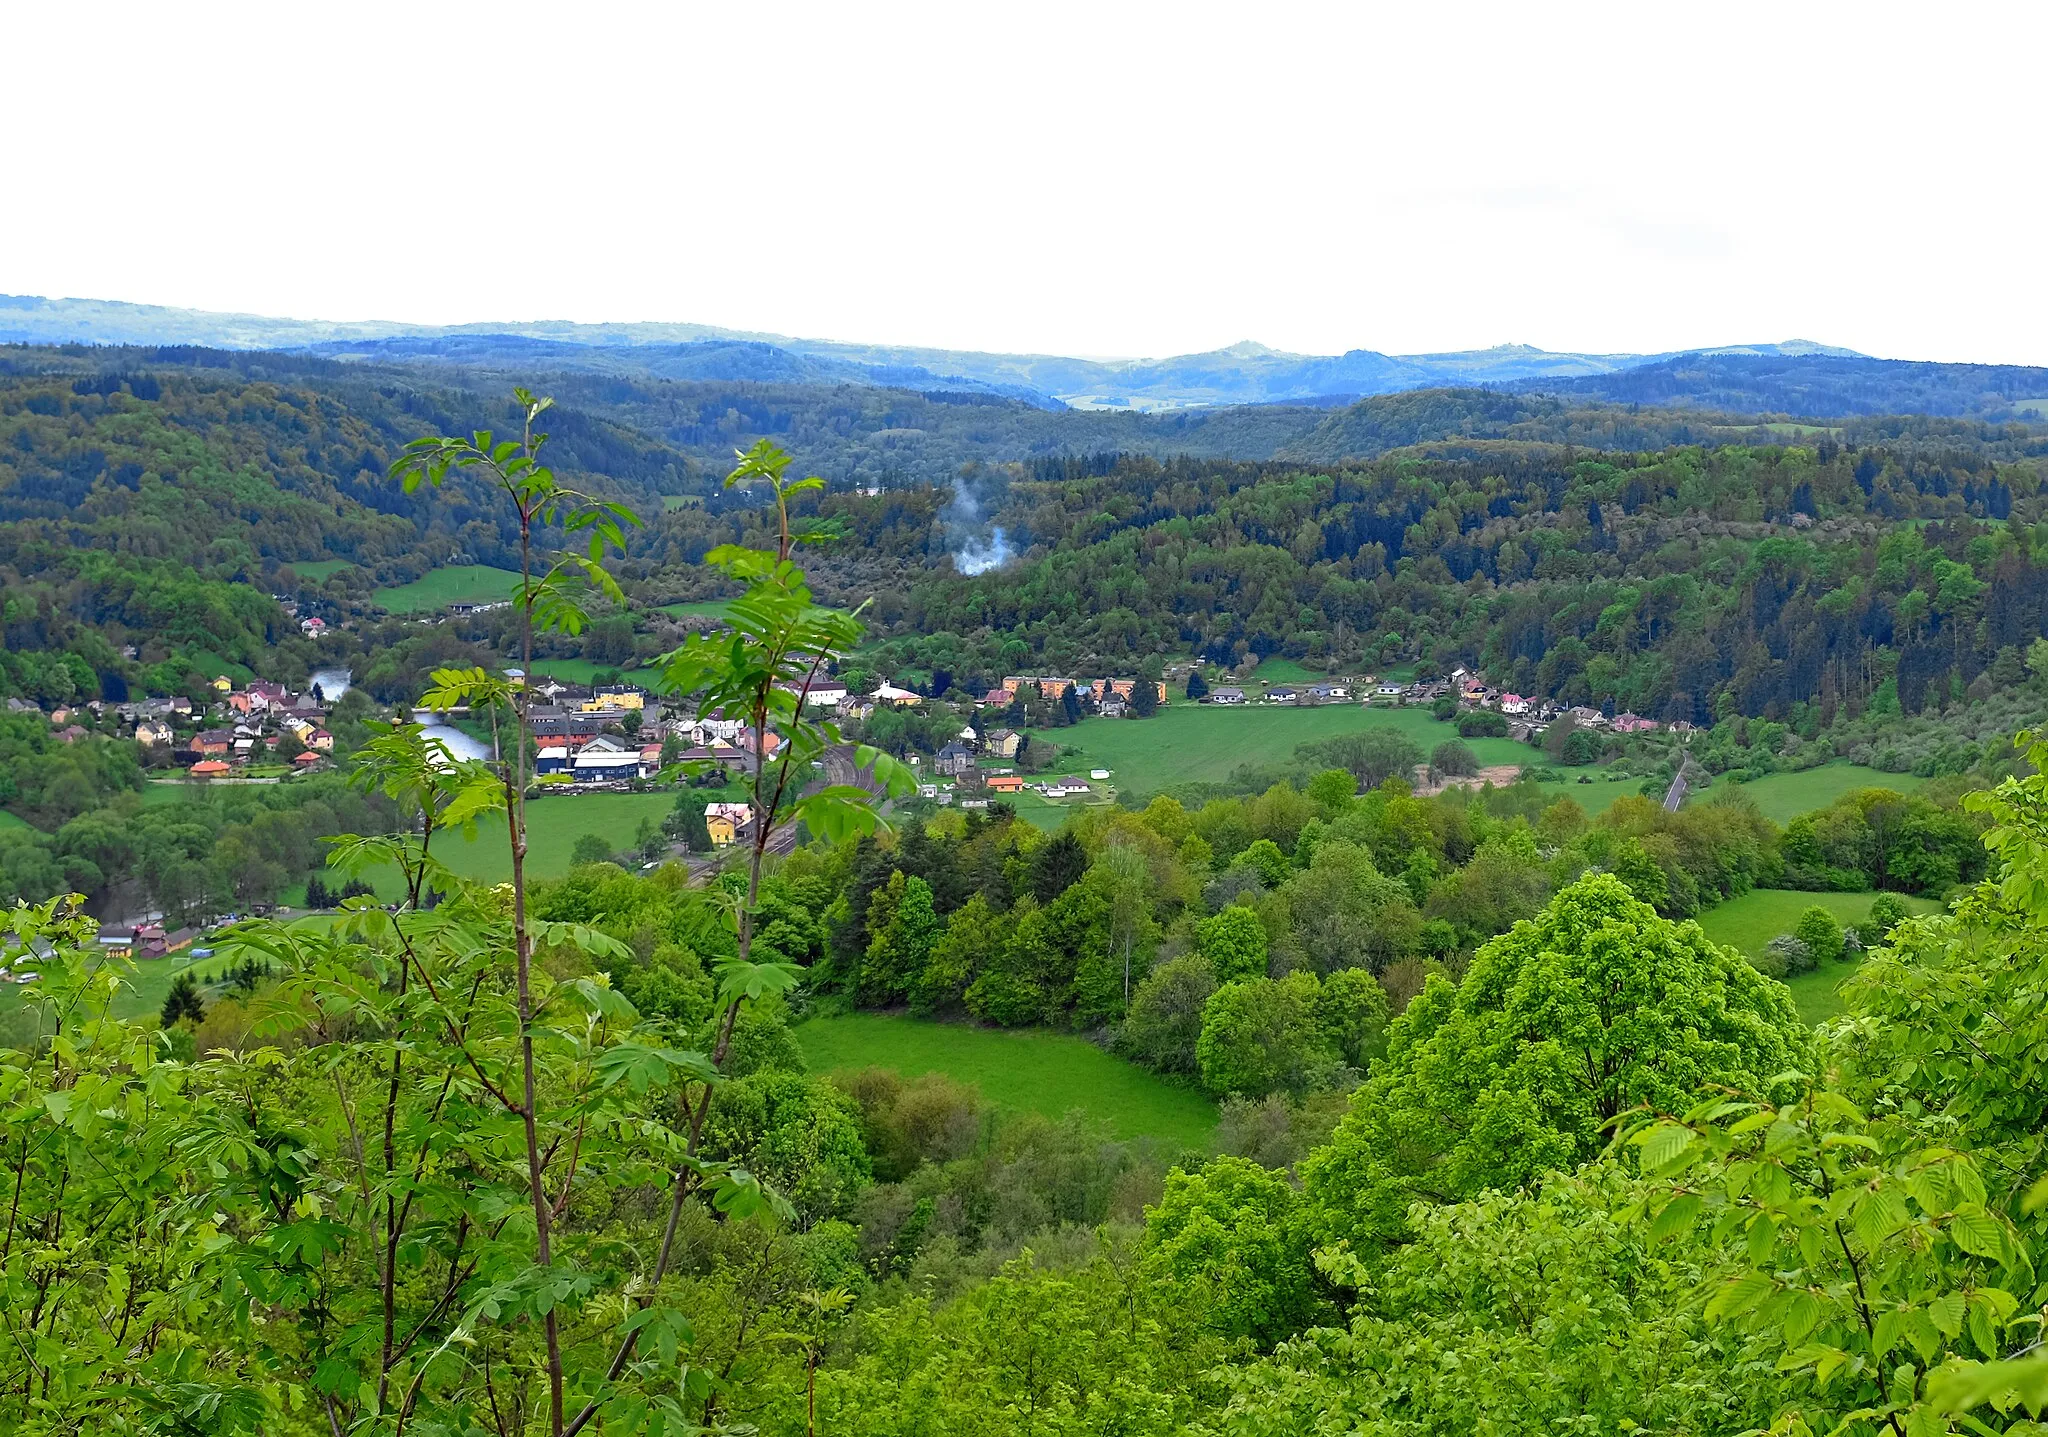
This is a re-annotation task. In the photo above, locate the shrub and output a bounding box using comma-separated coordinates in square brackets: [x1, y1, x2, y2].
[1456, 710, 1509, 739]
[1793, 905, 1846, 965]
[1764, 933, 1814, 976]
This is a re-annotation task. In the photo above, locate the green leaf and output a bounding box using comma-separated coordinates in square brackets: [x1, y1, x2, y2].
[1706, 1272, 1777, 1322]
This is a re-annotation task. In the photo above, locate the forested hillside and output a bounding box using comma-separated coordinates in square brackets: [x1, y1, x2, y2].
[637, 436, 2048, 736]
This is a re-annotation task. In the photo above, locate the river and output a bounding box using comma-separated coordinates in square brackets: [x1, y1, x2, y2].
[308, 667, 490, 763]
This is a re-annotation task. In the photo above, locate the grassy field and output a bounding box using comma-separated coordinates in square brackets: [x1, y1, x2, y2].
[795, 1012, 1217, 1149]
[284, 558, 354, 581]
[1725, 764, 1927, 824]
[658, 599, 735, 622]
[1539, 774, 1649, 815]
[524, 658, 646, 684]
[376, 565, 522, 614]
[395, 790, 681, 884]
[1695, 888, 1941, 1024]
[1245, 656, 1325, 685]
[0, 946, 249, 1026]
[1038, 703, 1530, 796]
[0, 809, 30, 832]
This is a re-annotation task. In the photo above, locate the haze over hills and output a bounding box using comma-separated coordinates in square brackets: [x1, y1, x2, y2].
[1, 292, 1868, 412]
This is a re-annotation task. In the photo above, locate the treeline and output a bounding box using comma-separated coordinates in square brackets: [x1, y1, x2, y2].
[751, 763, 1981, 1088]
[718, 441, 2048, 727]
[0, 766, 397, 916]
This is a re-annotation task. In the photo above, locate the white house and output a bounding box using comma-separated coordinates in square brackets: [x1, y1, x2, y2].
[1500, 693, 1530, 715]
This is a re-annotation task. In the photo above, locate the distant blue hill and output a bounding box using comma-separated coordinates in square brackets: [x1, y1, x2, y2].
[2, 293, 1895, 412]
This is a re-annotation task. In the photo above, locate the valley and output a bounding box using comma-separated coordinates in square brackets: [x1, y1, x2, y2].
[0, 314, 2041, 1437]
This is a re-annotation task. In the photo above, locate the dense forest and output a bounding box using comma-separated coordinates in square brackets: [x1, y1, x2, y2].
[639, 437, 2048, 736]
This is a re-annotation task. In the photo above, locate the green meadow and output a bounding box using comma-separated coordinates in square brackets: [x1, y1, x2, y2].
[376, 565, 522, 614]
[795, 1012, 1217, 1149]
[1722, 764, 1927, 824]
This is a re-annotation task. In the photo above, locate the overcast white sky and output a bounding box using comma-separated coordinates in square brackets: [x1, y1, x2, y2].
[9, 2, 2044, 363]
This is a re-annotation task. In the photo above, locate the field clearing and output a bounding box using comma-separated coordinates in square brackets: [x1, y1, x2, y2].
[795, 1012, 1217, 1150]
[376, 565, 521, 614]
[0, 810, 30, 831]
[1538, 775, 1646, 815]
[1696, 888, 1941, 1024]
[1695, 887, 1940, 962]
[658, 600, 735, 621]
[396, 790, 682, 884]
[0, 947, 249, 1025]
[1245, 656, 1324, 685]
[1724, 764, 1927, 824]
[1038, 703, 1530, 796]
[284, 558, 354, 580]
[524, 658, 646, 684]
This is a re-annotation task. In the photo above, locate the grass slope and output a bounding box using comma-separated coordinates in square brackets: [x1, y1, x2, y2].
[1723, 764, 1928, 825]
[523, 658, 644, 684]
[1037, 703, 1530, 796]
[416, 791, 680, 883]
[796, 1012, 1217, 1150]
[1695, 888, 1942, 1024]
[284, 558, 354, 580]
[376, 565, 521, 614]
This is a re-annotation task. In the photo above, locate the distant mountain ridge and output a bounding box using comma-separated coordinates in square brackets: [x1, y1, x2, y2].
[0, 293, 1863, 411]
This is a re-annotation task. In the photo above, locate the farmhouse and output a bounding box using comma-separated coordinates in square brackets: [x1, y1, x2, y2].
[1209, 687, 1246, 705]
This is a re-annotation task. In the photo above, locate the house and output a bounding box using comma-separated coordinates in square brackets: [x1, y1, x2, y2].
[535, 744, 572, 776]
[1306, 682, 1351, 701]
[840, 699, 875, 721]
[210, 676, 232, 694]
[985, 773, 1026, 793]
[1500, 693, 1530, 715]
[292, 750, 323, 768]
[1374, 682, 1406, 698]
[300, 616, 327, 636]
[307, 729, 334, 752]
[133, 924, 170, 960]
[54, 726, 87, 744]
[135, 718, 174, 748]
[190, 760, 231, 778]
[1096, 678, 1168, 705]
[1266, 687, 1298, 705]
[1045, 776, 1093, 798]
[981, 689, 1011, 706]
[580, 687, 646, 713]
[1612, 712, 1661, 734]
[1003, 676, 1072, 699]
[1567, 706, 1609, 728]
[874, 682, 923, 706]
[570, 735, 646, 783]
[777, 679, 847, 708]
[985, 729, 1022, 759]
[1209, 687, 1246, 705]
[934, 742, 976, 777]
[705, 802, 754, 848]
[1098, 698, 1128, 718]
[191, 729, 232, 756]
[1090, 768, 1111, 781]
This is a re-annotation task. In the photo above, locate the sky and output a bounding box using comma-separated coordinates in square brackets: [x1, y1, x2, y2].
[10, 1, 2045, 364]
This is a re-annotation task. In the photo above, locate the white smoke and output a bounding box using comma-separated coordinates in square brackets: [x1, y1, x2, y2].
[944, 470, 1014, 575]
[956, 527, 1013, 575]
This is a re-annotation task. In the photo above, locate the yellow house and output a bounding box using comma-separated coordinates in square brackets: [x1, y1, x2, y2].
[706, 813, 738, 846]
[580, 691, 646, 713]
[211, 676, 233, 693]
